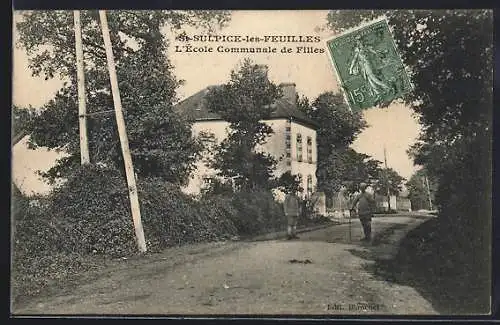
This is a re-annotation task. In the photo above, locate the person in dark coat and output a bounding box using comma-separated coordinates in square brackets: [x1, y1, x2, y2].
[350, 182, 376, 242]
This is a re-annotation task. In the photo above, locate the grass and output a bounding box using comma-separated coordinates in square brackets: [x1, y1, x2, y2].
[369, 217, 491, 315]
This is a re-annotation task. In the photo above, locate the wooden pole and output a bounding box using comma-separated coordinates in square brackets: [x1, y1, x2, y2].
[73, 10, 90, 165]
[348, 208, 352, 243]
[99, 10, 147, 253]
[383, 145, 391, 211]
[383, 107, 392, 212]
[425, 175, 433, 210]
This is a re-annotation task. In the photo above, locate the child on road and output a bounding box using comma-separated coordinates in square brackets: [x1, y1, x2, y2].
[284, 190, 302, 240]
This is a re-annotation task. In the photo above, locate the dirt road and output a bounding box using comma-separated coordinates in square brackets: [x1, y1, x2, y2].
[13, 214, 438, 315]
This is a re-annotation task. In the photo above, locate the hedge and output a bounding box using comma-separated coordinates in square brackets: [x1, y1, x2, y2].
[11, 165, 240, 303]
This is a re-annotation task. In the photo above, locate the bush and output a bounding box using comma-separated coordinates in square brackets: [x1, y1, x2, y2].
[18, 165, 240, 257]
[12, 164, 241, 303]
[11, 199, 91, 303]
[139, 178, 238, 250]
[432, 136, 491, 272]
[44, 165, 137, 257]
[200, 177, 234, 197]
[230, 190, 286, 236]
[196, 196, 239, 240]
[12, 185, 29, 219]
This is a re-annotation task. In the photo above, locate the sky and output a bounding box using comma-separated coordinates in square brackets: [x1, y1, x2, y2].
[12, 10, 421, 195]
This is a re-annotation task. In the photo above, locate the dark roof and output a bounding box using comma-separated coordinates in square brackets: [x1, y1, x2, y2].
[174, 86, 318, 129]
[174, 87, 222, 121]
[12, 130, 28, 195]
[12, 130, 27, 146]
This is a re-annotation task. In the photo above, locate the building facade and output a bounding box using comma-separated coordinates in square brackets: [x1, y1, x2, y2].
[175, 82, 318, 199]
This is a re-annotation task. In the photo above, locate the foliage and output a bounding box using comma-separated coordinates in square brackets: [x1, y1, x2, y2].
[327, 10, 492, 279]
[138, 178, 238, 249]
[300, 196, 316, 219]
[205, 59, 282, 191]
[300, 92, 367, 152]
[406, 168, 437, 210]
[11, 189, 88, 302]
[374, 167, 406, 197]
[200, 177, 235, 197]
[230, 190, 286, 236]
[15, 10, 230, 184]
[274, 171, 302, 194]
[327, 10, 492, 206]
[378, 217, 491, 314]
[318, 148, 382, 196]
[12, 184, 29, 219]
[297, 92, 368, 196]
[40, 165, 136, 256]
[298, 90, 404, 198]
[12, 105, 36, 139]
[11, 164, 240, 302]
[42, 165, 239, 254]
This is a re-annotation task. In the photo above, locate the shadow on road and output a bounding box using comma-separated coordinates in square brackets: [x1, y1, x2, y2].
[296, 218, 406, 246]
[346, 218, 490, 315]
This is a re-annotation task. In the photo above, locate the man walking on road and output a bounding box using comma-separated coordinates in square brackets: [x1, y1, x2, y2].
[350, 182, 376, 242]
[284, 190, 302, 240]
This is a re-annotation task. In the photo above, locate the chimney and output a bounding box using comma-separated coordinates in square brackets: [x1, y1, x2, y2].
[280, 82, 297, 104]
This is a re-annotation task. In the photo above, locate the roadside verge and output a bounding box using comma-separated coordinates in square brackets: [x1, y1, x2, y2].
[242, 220, 343, 242]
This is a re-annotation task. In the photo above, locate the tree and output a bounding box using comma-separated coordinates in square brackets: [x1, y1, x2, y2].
[275, 171, 302, 195]
[327, 11, 492, 304]
[374, 167, 405, 197]
[326, 10, 492, 198]
[297, 92, 367, 195]
[327, 9, 492, 215]
[16, 10, 231, 185]
[406, 168, 437, 211]
[204, 60, 282, 191]
[329, 148, 383, 195]
[12, 105, 36, 141]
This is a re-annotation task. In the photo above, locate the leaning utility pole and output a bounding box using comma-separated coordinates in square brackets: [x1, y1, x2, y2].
[424, 175, 433, 210]
[99, 10, 147, 253]
[73, 10, 90, 165]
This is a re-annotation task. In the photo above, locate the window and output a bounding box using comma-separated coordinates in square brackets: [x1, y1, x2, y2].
[202, 177, 213, 188]
[296, 134, 303, 162]
[307, 175, 313, 196]
[307, 136, 313, 163]
[285, 125, 292, 166]
[285, 127, 291, 150]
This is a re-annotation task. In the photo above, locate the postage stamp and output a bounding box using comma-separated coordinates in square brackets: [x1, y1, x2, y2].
[326, 17, 413, 112]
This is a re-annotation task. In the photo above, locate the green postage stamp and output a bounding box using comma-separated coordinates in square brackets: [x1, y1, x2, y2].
[326, 17, 412, 112]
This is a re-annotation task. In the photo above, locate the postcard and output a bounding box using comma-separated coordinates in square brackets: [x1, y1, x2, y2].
[11, 9, 492, 316]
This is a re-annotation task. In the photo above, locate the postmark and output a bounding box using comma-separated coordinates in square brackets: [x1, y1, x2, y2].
[326, 17, 413, 112]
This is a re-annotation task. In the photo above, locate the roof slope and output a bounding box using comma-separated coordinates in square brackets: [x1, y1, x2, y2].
[12, 130, 27, 146]
[174, 86, 317, 129]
